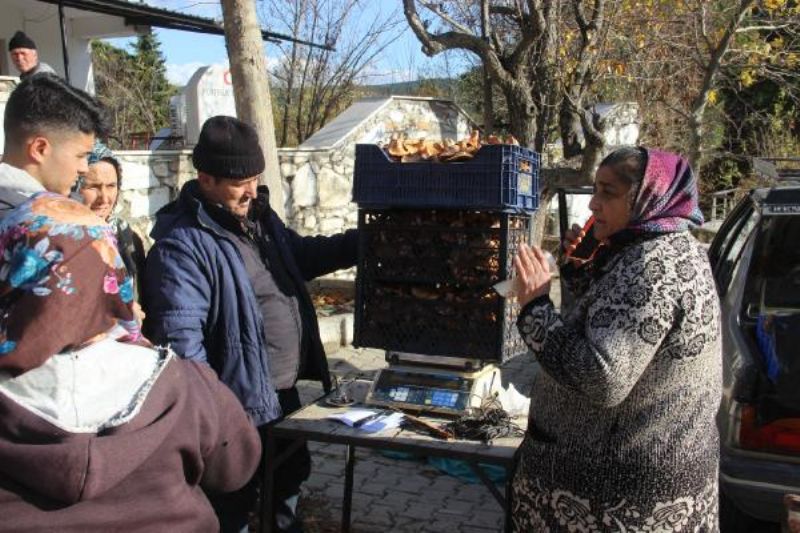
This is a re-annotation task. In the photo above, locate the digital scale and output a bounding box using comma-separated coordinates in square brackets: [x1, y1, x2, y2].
[365, 352, 501, 416]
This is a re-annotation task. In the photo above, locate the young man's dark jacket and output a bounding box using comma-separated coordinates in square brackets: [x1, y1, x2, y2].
[143, 180, 357, 426]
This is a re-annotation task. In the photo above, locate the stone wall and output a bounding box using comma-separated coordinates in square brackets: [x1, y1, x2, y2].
[348, 97, 472, 146]
[113, 150, 194, 249]
[281, 148, 356, 235]
[0, 77, 17, 152]
[600, 102, 640, 147]
[541, 102, 640, 166]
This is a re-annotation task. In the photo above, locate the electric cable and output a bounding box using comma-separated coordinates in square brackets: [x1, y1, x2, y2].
[443, 394, 524, 443]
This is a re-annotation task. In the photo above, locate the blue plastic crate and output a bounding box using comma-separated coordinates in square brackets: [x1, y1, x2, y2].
[352, 143, 540, 211]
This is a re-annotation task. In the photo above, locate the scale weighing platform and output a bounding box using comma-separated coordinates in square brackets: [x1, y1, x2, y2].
[365, 353, 501, 416]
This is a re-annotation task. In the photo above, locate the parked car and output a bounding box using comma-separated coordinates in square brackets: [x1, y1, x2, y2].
[709, 183, 800, 530]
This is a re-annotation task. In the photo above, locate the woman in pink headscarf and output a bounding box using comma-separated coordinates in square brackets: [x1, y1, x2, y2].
[0, 193, 261, 532]
[511, 147, 721, 531]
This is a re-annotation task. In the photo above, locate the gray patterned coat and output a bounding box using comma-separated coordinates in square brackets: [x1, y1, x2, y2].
[513, 231, 722, 532]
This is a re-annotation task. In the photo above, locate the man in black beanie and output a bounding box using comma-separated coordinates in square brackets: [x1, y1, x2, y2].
[144, 115, 358, 533]
[8, 31, 55, 80]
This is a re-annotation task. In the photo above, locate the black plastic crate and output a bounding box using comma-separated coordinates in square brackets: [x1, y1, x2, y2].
[353, 209, 530, 362]
[352, 143, 540, 211]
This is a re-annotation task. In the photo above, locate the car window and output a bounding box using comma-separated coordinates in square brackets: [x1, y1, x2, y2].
[556, 188, 593, 314]
[749, 216, 800, 312]
[709, 197, 752, 269]
[556, 187, 593, 241]
[715, 209, 759, 296]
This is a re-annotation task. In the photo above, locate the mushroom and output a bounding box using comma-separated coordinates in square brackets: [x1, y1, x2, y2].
[386, 137, 409, 159]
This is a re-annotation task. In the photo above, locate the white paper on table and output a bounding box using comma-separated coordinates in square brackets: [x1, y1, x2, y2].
[358, 412, 404, 433]
[326, 409, 378, 426]
[326, 409, 404, 433]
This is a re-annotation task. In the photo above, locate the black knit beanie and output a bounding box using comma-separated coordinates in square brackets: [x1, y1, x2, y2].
[9, 31, 36, 51]
[192, 116, 265, 179]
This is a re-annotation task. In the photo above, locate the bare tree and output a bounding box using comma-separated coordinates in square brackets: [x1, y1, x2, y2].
[560, 0, 615, 176]
[404, 0, 622, 245]
[264, 0, 405, 146]
[683, 0, 799, 170]
[91, 36, 175, 147]
[606, 0, 799, 172]
[404, 0, 555, 151]
[403, 1, 619, 172]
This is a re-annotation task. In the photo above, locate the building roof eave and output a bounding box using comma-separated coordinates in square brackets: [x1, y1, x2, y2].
[33, 0, 333, 50]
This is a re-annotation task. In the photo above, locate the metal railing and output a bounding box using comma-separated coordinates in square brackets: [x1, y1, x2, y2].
[709, 188, 740, 222]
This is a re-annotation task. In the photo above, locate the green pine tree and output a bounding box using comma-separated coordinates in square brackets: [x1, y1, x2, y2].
[91, 32, 177, 147]
[132, 32, 174, 132]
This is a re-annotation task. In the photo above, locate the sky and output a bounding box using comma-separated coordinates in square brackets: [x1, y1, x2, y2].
[106, 1, 471, 87]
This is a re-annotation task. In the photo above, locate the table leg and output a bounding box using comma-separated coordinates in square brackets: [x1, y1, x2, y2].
[342, 444, 356, 533]
[467, 462, 506, 509]
[504, 470, 513, 533]
[260, 428, 277, 533]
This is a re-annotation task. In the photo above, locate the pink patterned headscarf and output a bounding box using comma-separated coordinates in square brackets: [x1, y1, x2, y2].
[627, 148, 704, 234]
[0, 193, 145, 376]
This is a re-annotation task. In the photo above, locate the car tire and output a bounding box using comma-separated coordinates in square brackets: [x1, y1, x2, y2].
[719, 490, 779, 533]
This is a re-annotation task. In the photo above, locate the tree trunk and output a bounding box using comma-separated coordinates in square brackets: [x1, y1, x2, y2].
[530, 189, 554, 248]
[504, 85, 537, 148]
[559, 102, 584, 159]
[576, 106, 606, 182]
[687, 110, 703, 174]
[220, 0, 285, 220]
[482, 65, 494, 135]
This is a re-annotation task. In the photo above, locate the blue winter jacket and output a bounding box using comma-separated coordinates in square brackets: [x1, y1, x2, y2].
[144, 180, 358, 426]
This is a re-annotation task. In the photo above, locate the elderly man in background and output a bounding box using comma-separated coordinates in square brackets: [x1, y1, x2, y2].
[7, 31, 55, 80]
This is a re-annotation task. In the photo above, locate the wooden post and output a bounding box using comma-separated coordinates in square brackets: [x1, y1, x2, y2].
[58, 1, 71, 83]
[219, 0, 285, 220]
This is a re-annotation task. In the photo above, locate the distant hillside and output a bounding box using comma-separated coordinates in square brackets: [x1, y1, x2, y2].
[357, 78, 458, 97]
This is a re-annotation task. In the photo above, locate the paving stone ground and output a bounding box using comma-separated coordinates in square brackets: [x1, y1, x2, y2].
[294, 347, 538, 533]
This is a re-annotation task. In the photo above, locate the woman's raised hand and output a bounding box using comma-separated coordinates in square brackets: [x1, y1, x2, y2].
[513, 245, 552, 307]
[563, 223, 585, 258]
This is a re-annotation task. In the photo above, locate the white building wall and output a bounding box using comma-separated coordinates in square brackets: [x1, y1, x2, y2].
[0, 2, 140, 94]
[0, 4, 66, 80]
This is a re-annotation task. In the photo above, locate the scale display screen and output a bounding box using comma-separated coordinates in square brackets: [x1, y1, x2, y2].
[371, 369, 472, 410]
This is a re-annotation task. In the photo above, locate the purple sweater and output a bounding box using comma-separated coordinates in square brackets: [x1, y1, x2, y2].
[0, 345, 261, 532]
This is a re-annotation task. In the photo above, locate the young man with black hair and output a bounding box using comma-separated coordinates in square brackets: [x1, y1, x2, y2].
[7, 31, 55, 80]
[145, 115, 358, 533]
[1, 74, 107, 217]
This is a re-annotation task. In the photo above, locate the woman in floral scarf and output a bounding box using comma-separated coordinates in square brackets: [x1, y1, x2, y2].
[511, 147, 722, 531]
[0, 192, 142, 363]
[75, 140, 145, 302]
[0, 193, 261, 531]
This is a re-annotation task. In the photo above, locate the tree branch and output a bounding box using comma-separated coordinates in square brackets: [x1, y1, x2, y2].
[418, 0, 474, 35]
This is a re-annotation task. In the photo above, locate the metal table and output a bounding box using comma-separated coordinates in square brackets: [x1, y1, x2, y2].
[259, 380, 525, 533]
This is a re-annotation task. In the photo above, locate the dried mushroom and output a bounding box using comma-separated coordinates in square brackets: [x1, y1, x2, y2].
[381, 130, 525, 162]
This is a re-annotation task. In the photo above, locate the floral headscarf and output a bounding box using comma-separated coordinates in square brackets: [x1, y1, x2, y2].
[627, 148, 704, 234]
[0, 193, 143, 376]
[74, 139, 122, 194]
